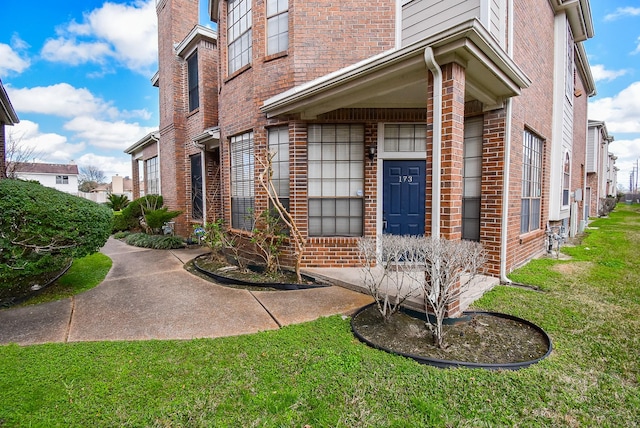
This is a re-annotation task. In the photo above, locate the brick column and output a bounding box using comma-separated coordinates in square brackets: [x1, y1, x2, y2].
[481, 109, 507, 275]
[289, 120, 308, 239]
[131, 158, 140, 199]
[439, 62, 465, 241]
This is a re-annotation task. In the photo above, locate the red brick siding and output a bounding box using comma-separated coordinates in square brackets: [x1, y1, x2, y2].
[506, 0, 557, 272]
[572, 67, 588, 223]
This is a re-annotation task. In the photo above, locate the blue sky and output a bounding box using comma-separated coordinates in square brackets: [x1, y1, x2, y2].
[0, 1, 639, 189]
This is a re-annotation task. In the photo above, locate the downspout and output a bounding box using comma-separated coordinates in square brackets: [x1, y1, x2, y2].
[424, 47, 442, 238]
[500, 0, 515, 285]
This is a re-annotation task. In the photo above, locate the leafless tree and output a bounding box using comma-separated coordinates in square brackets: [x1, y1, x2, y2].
[257, 151, 307, 282]
[358, 235, 423, 320]
[3, 129, 42, 178]
[78, 165, 106, 192]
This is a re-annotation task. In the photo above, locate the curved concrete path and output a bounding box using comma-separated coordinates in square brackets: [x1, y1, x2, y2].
[0, 238, 372, 346]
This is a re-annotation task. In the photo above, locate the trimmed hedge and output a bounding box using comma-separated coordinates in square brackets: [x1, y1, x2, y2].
[0, 179, 112, 288]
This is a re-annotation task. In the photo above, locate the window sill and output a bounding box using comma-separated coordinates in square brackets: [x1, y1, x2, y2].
[187, 108, 200, 118]
[224, 64, 252, 83]
[263, 51, 288, 63]
[519, 229, 545, 245]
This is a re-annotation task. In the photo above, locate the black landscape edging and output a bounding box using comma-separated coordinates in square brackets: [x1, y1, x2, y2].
[0, 260, 73, 308]
[192, 254, 329, 290]
[351, 303, 553, 370]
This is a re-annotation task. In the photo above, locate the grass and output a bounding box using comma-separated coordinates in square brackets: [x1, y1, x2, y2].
[1, 205, 639, 426]
[14, 252, 112, 307]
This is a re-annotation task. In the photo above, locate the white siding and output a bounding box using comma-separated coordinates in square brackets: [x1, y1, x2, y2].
[586, 127, 597, 172]
[15, 172, 79, 195]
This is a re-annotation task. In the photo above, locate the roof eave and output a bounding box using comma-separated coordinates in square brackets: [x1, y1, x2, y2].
[0, 80, 19, 125]
[124, 130, 160, 155]
[262, 19, 530, 118]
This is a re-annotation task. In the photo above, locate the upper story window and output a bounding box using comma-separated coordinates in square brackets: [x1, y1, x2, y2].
[562, 152, 570, 207]
[56, 175, 69, 185]
[566, 24, 574, 102]
[266, 0, 288, 55]
[521, 130, 543, 234]
[187, 52, 199, 111]
[228, 0, 252, 74]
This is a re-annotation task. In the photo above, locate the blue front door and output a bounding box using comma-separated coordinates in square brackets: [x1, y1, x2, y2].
[383, 160, 426, 235]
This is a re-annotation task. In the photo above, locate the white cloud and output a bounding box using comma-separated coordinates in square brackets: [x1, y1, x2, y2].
[41, 38, 112, 66]
[8, 120, 86, 163]
[608, 138, 640, 191]
[632, 37, 640, 56]
[590, 64, 628, 82]
[64, 116, 156, 151]
[589, 82, 640, 133]
[604, 7, 640, 21]
[0, 42, 30, 76]
[40, 0, 157, 75]
[76, 153, 132, 178]
[7, 83, 151, 120]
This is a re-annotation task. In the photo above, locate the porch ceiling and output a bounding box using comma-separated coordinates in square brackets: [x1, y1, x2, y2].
[262, 19, 531, 119]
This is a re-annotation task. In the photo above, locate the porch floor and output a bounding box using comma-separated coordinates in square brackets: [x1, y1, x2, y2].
[302, 267, 500, 314]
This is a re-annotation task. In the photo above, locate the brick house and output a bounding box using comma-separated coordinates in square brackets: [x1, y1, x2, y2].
[134, 0, 596, 282]
[1, 79, 20, 179]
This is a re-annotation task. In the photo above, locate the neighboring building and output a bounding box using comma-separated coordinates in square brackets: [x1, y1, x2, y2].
[79, 175, 134, 203]
[586, 120, 616, 217]
[1, 79, 20, 179]
[130, 0, 598, 301]
[12, 162, 79, 194]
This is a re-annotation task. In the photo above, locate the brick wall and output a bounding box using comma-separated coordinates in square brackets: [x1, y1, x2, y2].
[157, 0, 221, 237]
[505, 0, 557, 271]
[291, 0, 396, 85]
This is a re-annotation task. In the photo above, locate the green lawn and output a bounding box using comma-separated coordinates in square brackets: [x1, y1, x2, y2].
[14, 252, 112, 307]
[1, 206, 639, 427]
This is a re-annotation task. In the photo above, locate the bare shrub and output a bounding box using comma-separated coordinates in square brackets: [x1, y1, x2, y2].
[358, 235, 424, 321]
[418, 236, 487, 348]
[358, 234, 487, 348]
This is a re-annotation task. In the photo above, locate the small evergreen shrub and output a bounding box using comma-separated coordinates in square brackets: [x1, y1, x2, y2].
[124, 233, 185, 249]
[0, 179, 112, 289]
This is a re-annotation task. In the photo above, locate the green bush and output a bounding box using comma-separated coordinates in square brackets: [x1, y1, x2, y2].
[105, 194, 130, 211]
[124, 233, 185, 249]
[143, 207, 182, 232]
[112, 194, 164, 233]
[0, 179, 112, 288]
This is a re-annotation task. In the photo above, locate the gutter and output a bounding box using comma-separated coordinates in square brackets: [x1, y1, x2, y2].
[500, 0, 515, 285]
[424, 47, 442, 238]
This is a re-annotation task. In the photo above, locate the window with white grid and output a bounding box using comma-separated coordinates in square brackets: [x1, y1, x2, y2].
[268, 126, 289, 210]
[266, 0, 288, 55]
[228, 0, 252, 74]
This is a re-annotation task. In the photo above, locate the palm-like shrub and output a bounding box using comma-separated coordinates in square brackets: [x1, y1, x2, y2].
[105, 193, 130, 211]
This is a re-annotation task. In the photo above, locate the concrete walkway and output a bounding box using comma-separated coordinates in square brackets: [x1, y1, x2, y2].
[0, 238, 372, 346]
